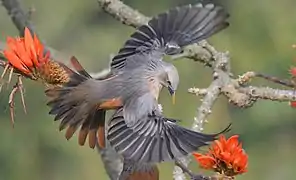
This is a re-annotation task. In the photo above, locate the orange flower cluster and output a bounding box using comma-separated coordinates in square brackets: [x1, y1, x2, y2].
[0, 27, 72, 125]
[193, 135, 248, 177]
[3, 27, 50, 79]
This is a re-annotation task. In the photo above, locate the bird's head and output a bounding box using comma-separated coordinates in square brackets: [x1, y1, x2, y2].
[159, 63, 179, 104]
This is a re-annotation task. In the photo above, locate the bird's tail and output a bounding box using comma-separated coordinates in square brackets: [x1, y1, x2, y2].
[107, 108, 231, 164]
[119, 160, 159, 180]
[45, 56, 109, 149]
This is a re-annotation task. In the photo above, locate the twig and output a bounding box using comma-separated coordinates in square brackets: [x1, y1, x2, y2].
[17, 75, 26, 114]
[8, 83, 18, 127]
[7, 66, 13, 88]
[0, 63, 10, 92]
[237, 71, 295, 88]
[7, 74, 26, 127]
[253, 72, 294, 88]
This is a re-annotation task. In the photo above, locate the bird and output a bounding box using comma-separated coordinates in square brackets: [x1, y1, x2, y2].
[45, 3, 230, 150]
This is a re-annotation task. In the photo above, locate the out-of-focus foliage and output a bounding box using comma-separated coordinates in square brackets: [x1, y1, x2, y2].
[0, 0, 296, 179]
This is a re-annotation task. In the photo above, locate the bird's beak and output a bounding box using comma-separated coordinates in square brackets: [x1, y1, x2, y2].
[172, 92, 176, 105]
[168, 85, 176, 105]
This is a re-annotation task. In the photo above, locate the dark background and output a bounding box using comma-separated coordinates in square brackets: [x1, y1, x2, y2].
[0, 0, 296, 179]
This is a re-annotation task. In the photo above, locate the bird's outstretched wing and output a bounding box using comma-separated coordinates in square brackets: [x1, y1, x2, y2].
[107, 108, 231, 163]
[110, 3, 229, 71]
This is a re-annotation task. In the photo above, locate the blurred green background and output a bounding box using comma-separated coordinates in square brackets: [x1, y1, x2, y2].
[1, 0, 296, 179]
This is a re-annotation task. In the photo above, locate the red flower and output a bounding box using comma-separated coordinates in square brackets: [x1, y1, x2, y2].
[2, 27, 50, 78]
[193, 135, 248, 177]
[290, 67, 296, 77]
[0, 27, 72, 126]
[290, 101, 296, 108]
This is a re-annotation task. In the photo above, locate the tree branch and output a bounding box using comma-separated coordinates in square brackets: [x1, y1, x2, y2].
[1, 0, 34, 36]
[97, 0, 150, 28]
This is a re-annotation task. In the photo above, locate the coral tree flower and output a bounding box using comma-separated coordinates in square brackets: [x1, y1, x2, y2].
[290, 67, 296, 77]
[0, 27, 72, 126]
[193, 135, 248, 177]
[289, 101, 296, 108]
[2, 27, 50, 79]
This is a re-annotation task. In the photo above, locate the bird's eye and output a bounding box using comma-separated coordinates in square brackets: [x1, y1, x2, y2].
[167, 80, 172, 86]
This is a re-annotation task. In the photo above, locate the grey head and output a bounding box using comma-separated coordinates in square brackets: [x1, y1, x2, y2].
[153, 61, 179, 104]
